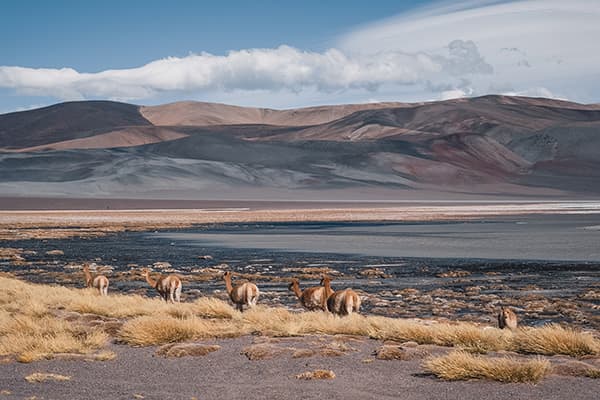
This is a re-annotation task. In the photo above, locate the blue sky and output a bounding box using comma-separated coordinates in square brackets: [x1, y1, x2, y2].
[1, 0, 599, 112]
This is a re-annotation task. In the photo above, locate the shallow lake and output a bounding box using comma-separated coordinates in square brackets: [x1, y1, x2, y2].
[154, 214, 600, 262]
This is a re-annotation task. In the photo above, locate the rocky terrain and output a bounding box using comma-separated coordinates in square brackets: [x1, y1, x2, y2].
[1, 95, 600, 199]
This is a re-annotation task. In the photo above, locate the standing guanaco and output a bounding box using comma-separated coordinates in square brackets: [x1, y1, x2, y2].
[288, 278, 328, 311]
[222, 271, 259, 312]
[83, 263, 109, 296]
[497, 306, 518, 330]
[141, 268, 182, 303]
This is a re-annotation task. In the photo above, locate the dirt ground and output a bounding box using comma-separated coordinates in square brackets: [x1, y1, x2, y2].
[0, 337, 598, 400]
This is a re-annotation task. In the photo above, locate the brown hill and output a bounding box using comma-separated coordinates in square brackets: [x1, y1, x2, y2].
[139, 101, 408, 127]
[0, 101, 152, 149]
[1, 95, 599, 198]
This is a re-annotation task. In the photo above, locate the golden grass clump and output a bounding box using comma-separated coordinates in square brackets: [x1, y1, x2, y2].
[190, 297, 237, 319]
[118, 315, 246, 346]
[0, 314, 108, 362]
[585, 368, 600, 379]
[513, 324, 600, 357]
[241, 307, 371, 337]
[424, 351, 552, 383]
[295, 369, 336, 380]
[155, 343, 220, 358]
[24, 372, 71, 383]
[368, 317, 512, 353]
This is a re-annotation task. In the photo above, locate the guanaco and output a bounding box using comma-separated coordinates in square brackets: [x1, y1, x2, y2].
[497, 306, 518, 330]
[82, 263, 109, 296]
[222, 271, 259, 312]
[320, 275, 360, 315]
[141, 268, 182, 303]
[288, 278, 328, 311]
[327, 288, 361, 316]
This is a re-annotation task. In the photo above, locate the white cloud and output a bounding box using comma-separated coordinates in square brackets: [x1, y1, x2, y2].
[0, 42, 491, 103]
[338, 0, 600, 103]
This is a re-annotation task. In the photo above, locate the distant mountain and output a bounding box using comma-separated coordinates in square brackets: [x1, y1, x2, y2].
[1, 95, 599, 199]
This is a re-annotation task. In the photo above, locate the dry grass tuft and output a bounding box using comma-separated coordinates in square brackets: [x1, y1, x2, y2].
[424, 351, 552, 383]
[292, 349, 316, 358]
[553, 360, 600, 378]
[118, 315, 244, 346]
[25, 373, 71, 383]
[0, 314, 108, 362]
[295, 369, 336, 380]
[155, 343, 220, 358]
[369, 317, 512, 353]
[374, 345, 429, 361]
[241, 343, 289, 360]
[585, 368, 600, 378]
[92, 351, 117, 361]
[513, 324, 600, 357]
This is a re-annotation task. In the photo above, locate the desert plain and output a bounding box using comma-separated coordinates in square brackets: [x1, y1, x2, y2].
[0, 200, 599, 399]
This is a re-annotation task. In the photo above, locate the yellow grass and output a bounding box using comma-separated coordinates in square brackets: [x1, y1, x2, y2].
[513, 325, 600, 357]
[368, 317, 513, 352]
[24, 373, 71, 383]
[1, 276, 599, 359]
[119, 315, 246, 346]
[585, 368, 600, 378]
[424, 351, 552, 383]
[295, 369, 336, 380]
[0, 314, 108, 362]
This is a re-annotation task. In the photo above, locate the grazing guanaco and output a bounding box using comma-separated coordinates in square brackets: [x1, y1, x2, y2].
[288, 278, 328, 311]
[82, 263, 109, 296]
[497, 306, 518, 330]
[222, 271, 259, 312]
[141, 268, 182, 303]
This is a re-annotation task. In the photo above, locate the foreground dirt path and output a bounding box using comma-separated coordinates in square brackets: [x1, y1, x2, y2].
[1, 337, 599, 400]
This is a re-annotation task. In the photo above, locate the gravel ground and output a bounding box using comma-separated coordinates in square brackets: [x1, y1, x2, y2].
[1, 337, 599, 400]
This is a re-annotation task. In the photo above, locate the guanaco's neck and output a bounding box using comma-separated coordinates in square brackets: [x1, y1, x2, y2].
[223, 275, 234, 295]
[290, 281, 302, 299]
[83, 267, 92, 287]
[144, 272, 157, 288]
[322, 279, 333, 297]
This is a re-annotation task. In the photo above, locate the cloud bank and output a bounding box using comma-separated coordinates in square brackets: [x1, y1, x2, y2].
[0, 42, 492, 102]
[1, 0, 598, 108]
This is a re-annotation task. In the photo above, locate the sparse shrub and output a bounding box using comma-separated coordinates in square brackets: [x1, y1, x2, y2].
[424, 351, 552, 383]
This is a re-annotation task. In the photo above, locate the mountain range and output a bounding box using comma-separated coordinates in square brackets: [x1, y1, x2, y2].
[1, 95, 599, 200]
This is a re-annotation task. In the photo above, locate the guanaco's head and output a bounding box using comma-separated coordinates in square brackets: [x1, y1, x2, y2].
[222, 271, 232, 281]
[499, 306, 515, 321]
[320, 275, 331, 286]
[82, 263, 90, 272]
[140, 267, 150, 277]
[501, 305, 512, 315]
[288, 278, 299, 291]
